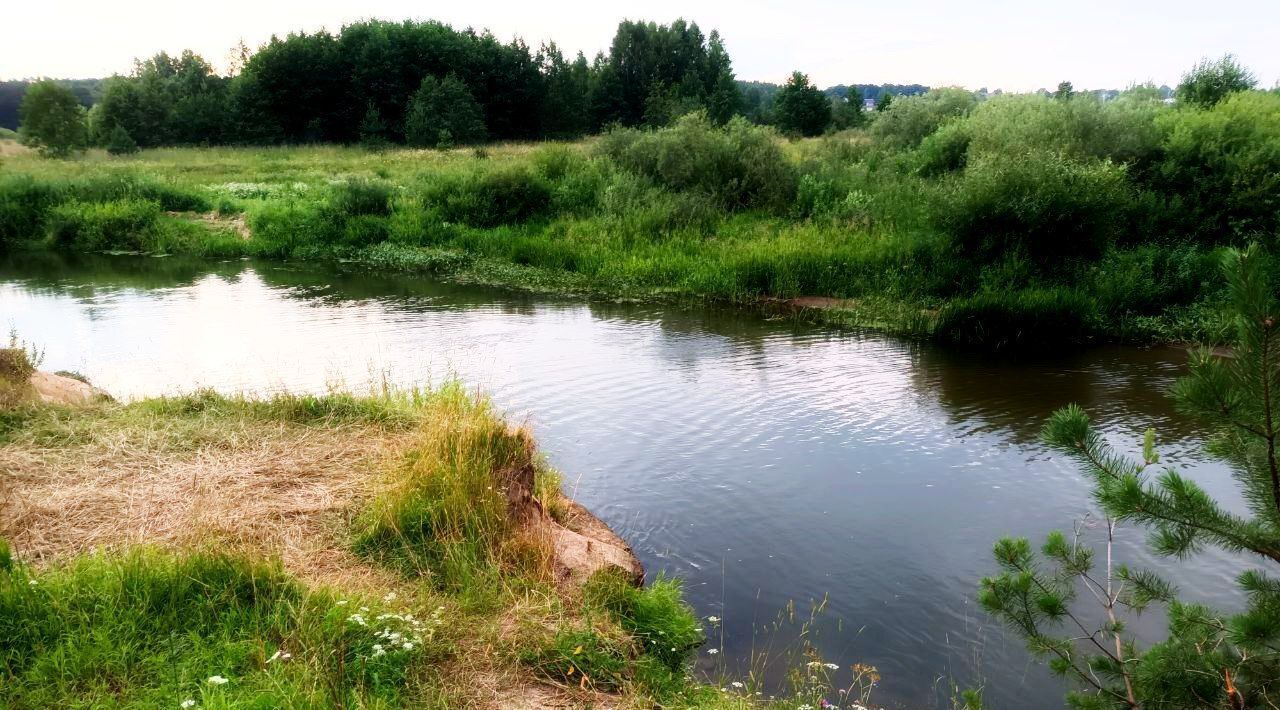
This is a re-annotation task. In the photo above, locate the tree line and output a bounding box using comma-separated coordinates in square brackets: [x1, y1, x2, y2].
[10, 19, 753, 152]
[8, 17, 952, 154]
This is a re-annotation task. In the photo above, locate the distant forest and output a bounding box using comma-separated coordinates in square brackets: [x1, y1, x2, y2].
[0, 79, 102, 130]
[0, 18, 1172, 143]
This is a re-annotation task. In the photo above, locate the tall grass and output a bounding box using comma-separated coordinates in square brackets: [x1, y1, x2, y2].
[352, 383, 556, 603]
[4, 87, 1278, 347]
[0, 546, 445, 708]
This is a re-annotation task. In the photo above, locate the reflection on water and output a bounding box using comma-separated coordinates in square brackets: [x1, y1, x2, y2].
[1, 253, 1247, 708]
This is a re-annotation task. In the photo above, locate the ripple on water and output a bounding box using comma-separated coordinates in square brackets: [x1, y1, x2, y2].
[0, 256, 1251, 709]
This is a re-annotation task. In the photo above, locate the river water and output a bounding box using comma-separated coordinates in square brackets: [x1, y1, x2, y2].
[1, 253, 1248, 708]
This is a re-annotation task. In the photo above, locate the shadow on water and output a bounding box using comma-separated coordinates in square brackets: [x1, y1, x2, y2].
[0, 252, 1249, 709]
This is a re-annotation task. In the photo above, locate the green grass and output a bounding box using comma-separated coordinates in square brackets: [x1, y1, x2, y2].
[0, 547, 446, 709]
[4, 98, 1270, 348]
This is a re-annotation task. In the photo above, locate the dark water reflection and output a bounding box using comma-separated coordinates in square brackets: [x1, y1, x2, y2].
[0, 253, 1248, 708]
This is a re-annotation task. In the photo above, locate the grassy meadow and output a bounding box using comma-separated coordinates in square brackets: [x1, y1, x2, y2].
[3, 88, 1279, 348]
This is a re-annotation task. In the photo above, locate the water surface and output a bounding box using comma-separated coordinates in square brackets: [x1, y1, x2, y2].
[1, 253, 1247, 708]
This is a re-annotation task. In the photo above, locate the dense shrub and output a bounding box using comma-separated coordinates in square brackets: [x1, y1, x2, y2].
[404, 75, 487, 149]
[1176, 54, 1257, 108]
[599, 112, 798, 211]
[105, 124, 139, 155]
[933, 288, 1098, 349]
[0, 175, 63, 248]
[932, 152, 1131, 263]
[870, 87, 976, 150]
[911, 120, 972, 177]
[1153, 91, 1280, 240]
[328, 177, 393, 217]
[597, 171, 718, 236]
[962, 93, 1165, 166]
[48, 199, 161, 252]
[794, 173, 873, 222]
[419, 166, 551, 227]
[1089, 245, 1221, 315]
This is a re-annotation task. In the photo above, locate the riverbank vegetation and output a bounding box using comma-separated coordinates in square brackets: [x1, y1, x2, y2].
[980, 246, 1280, 708]
[0, 356, 871, 708]
[3, 29, 1277, 347]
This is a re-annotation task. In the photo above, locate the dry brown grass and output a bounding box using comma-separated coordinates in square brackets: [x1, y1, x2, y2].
[0, 404, 414, 591]
[0, 391, 658, 709]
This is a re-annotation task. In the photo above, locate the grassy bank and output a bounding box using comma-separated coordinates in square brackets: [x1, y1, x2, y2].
[3, 90, 1277, 347]
[0, 357, 876, 708]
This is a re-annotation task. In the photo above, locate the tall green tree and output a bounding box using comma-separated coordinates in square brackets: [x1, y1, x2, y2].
[703, 31, 742, 124]
[831, 86, 867, 129]
[1177, 54, 1257, 108]
[592, 19, 737, 128]
[875, 91, 894, 112]
[403, 75, 487, 148]
[771, 71, 830, 137]
[358, 103, 389, 149]
[104, 124, 139, 155]
[538, 43, 591, 138]
[981, 245, 1280, 709]
[18, 80, 87, 157]
[1055, 81, 1075, 101]
[96, 51, 230, 147]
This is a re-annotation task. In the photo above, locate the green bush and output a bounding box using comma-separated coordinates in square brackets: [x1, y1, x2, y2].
[419, 166, 551, 227]
[933, 152, 1131, 263]
[328, 178, 393, 217]
[962, 93, 1165, 167]
[870, 87, 976, 150]
[597, 171, 718, 236]
[404, 75, 487, 148]
[911, 120, 972, 177]
[246, 202, 338, 257]
[1154, 91, 1280, 240]
[933, 288, 1098, 349]
[1089, 245, 1221, 315]
[599, 112, 798, 211]
[0, 175, 64, 248]
[48, 199, 161, 252]
[793, 173, 873, 222]
[105, 124, 140, 155]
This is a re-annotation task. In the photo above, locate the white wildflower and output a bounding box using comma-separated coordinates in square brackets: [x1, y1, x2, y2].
[383, 592, 397, 602]
[206, 675, 229, 685]
[335, 600, 349, 606]
[402, 642, 413, 651]
[825, 662, 840, 670]
[180, 700, 197, 709]
[731, 681, 744, 689]
[707, 648, 719, 655]
[706, 616, 720, 623]
[27, 579, 37, 586]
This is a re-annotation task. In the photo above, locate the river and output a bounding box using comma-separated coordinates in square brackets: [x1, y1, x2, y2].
[0, 252, 1248, 708]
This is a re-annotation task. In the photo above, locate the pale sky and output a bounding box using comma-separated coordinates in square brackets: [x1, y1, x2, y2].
[2, 0, 1277, 91]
